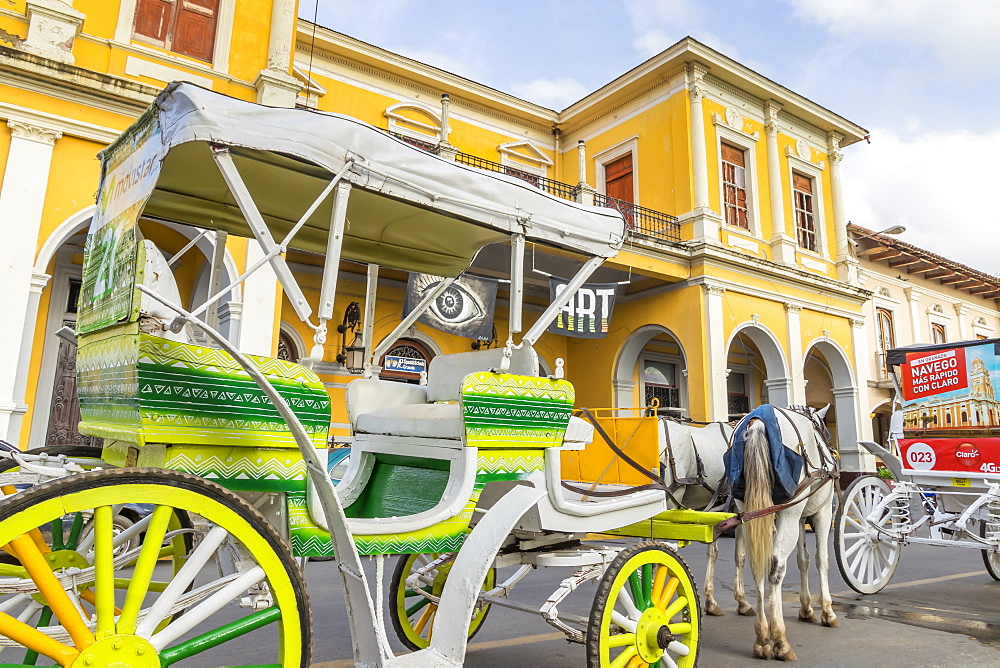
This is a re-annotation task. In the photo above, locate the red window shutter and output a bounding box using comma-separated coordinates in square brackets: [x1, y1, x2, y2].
[604, 154, 634, 203]
[173, 0, 218, 61]
[134, 0, 174, 43]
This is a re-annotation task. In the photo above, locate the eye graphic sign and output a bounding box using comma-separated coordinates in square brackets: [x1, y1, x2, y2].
[547, 278, 618, 339]
[404, 273, 498, 339]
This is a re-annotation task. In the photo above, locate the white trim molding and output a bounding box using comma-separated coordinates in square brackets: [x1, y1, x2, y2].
[0, 103, 118, 144]
[714, 117, 762, 238]
[497, 140, 552, 176]
[593, 136, 639, 202]
[383, 101, 446, 144]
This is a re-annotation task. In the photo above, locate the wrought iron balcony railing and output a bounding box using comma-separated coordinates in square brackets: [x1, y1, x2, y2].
[728, 394, 750, 420]
[454, 152, 578, 201]
[594, 193, 681, 243]
[384, 131, 682, 244]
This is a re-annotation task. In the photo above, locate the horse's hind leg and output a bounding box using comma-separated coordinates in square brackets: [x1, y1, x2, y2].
[769, 518, 799, 661]
[752, 578, 772, 659]
[812, 497, 838, 628]
[796, 519, 816, 623]
[705, 540, 725, 616]
[734, 524, 755, 616]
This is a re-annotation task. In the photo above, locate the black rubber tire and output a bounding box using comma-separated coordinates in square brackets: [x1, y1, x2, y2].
[0, 468, 312, 667]
[981, 520, 1000, 580]
[586, 541, 700, 668]
[388, 553, 493, 652]
[834, 475, 901, 594]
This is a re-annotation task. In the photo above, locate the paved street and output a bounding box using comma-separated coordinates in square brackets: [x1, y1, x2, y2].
[284, 533, 1000, 667]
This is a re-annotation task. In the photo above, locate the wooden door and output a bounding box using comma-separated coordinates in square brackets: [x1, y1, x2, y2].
[604, 154, 634, 228]
[45, 280, 100, 448]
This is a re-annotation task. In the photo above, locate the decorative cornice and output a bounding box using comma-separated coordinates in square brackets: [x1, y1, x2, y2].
[0, 101, 120, 143]
[7, 119, 61, 145]
[784, 302, 803, 314]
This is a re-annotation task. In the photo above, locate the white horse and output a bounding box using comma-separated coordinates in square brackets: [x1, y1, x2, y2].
[658, 406, 837, 661]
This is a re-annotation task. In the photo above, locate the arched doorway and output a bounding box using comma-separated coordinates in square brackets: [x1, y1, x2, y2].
[379, 338, 435, 384]
[725, 324, 789, 421]
[613, 325, 688, 417]
[803, 339, 860, 471]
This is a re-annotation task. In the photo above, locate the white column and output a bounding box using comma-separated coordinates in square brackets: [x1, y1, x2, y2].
[766, 101, 795, 264]
[680, 64, 722, 243]
[954, 303, 969, 340]
[828, 132, 857, 282]
[7, 272, 51, 443]
[0, 120, 61, 440]
[255, 0, 300, 106]
[703, 282, 729, 421]
[784, 302, 807, 404]
[239, 244, 280, 357]
[832, 385, 864, 472]
[904, 287, 923, 343]
[574, 140, 595, 206]
[689, 65, 710, 212]
[851, 318, 873, 441]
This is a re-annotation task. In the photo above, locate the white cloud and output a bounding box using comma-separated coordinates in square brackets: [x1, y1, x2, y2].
[509, 77, 590, 109]
[842, 126, 1000, 276]
[784, 0, 1000, 72]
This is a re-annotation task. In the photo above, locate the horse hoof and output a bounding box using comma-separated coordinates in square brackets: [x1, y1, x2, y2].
[705, 603, 725, 616]
[776, 647, 797, 662]
[821, 612, 838, 628]
[753, 642, 773, 660]
[738, 603, 756, 616]
[798, 609, 816, 623]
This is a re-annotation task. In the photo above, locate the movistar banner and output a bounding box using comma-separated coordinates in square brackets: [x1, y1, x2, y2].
[548, 277, 618, 338]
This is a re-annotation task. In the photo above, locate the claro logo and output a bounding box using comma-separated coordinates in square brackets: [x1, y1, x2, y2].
[956, 443, 980, 466]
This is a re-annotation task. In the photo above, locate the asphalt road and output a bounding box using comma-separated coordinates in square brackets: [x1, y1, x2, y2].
[298, 534, 1000, 668]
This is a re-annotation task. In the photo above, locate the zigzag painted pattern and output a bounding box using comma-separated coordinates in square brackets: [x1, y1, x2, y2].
[355, 533, 467, 556]
[291, 534, 334, 556]
[464, 373, 574, 403]
[165, 453, 306, 481]
[477, 454, 544, 475]
[139, 338, 322, 384]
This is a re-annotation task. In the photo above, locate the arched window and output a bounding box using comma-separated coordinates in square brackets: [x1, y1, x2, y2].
[277, 328, 301, 362]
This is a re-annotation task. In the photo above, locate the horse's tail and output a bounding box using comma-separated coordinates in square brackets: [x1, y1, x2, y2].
[743, 418, 775, 583]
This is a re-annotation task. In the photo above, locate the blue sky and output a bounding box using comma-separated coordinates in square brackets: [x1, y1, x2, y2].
[303, 0, 1000, 276]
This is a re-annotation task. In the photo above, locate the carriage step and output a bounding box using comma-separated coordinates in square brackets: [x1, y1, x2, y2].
[598, 508, 736, 544]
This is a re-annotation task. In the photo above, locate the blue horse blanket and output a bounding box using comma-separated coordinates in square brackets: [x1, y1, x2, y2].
[723, 405, 804, 503]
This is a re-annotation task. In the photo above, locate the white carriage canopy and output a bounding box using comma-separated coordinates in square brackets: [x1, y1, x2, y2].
[132, 82, 626, 277]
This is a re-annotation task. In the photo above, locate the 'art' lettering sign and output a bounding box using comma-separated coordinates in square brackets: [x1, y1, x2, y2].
[548, 278, 618, 338]
[901, 347, 969, 400]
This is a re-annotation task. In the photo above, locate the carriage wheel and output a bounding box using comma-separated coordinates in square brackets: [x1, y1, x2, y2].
[0, 468, 310, 667]
[980, 519, 1000, 580]
[389, 553, 495, 651]
[835, 475, 902, 594]
[586, 541, 699, 668]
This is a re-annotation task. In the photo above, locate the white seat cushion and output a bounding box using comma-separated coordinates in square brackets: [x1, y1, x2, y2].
[565, 416, 594, 445]
[356, 403, 464, 440]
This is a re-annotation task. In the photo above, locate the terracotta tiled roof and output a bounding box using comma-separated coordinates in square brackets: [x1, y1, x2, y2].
[849, 224, 1000, 302]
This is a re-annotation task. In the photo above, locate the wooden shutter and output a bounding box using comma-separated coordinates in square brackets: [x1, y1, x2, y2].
[134, 0, 174, 44]
[604, 154, 634, 203]
[721, 143, 745, 167]
[793, 172, 812, 194]
[173, 0, 218, 61]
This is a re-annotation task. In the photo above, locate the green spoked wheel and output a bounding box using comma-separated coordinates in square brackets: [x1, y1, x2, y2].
[389, 553, 495, 651]
[0, 468, 310, 667]
[586, 541, 700, 668]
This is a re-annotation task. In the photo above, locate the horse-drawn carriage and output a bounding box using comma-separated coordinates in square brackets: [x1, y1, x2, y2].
[836, 337, 1000, 593]
[0, 83, 762, 667]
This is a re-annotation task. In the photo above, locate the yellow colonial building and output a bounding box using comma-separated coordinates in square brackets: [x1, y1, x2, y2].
[0, 3, 878, 471]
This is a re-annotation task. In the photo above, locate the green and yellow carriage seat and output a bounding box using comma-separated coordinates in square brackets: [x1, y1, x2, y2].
[76, 239, 330, 491]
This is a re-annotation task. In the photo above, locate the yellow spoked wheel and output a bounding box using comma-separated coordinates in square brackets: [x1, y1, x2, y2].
[586, 541, 699, 668]
[0, 468, 310, 667]
[389, 553, 495, 651]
